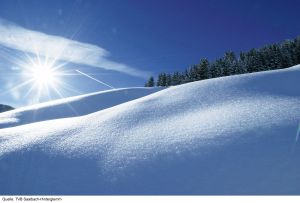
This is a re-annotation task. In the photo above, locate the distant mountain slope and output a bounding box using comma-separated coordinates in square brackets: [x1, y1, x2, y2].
[0, 87, 162, 128]
[0, 104, 14, 113]
[0, 65, 299, 195]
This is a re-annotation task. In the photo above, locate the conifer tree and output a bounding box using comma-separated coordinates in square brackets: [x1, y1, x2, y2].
[209, 62, 218, 78]
[215, 59, 225, 77]
[198, 58, 210, 80]
[156, 74, 162, 86]
[238, 52, 248, 74]
[223, 51, 237, 76]
[171, 72, 181, 85]
[270, 44, 281, 69]
[145, 76, 155, 87]
[166, 74, 172, 86]
[157, 73, 167, 86]
[149, 35, 300, 88]
[280, 40, 293, 68]
[295, 36, 300, 64]
[189, 65, 199, 81]
[183, 69, 192, 83]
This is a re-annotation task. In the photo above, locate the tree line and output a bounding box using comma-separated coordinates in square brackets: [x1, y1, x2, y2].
[145, 36, 300, 87]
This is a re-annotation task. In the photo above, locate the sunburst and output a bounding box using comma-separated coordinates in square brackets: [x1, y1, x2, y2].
[1, 51, 113, 105]
[25, 58, 60, 90]
[15, 54, 70, 103]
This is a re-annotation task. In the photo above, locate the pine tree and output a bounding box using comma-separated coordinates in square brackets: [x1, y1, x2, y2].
[237, 52, 247, 74]
[156, 74, 162, 86]
[189, 65, 199, 81]
[183, 69, 192, 83]
[270, 44, 282, 69]
[145, 76, 155, 87]
[245, 49, 259, 73]
[295, 36, 300, 64]
[223, 51, 237, 76]
[171, 72, 181, 85]
[162, 73, 167, 86]
[209, 62, 218, 78]
[260, 46, 272, 70]
[280, 40, 294, 68]
[149, 35, 300, 87]
[198, 58, 209, 80]
[215, 58, 225, 77]
[290, 39, 298, 65]
[157, 73, 167, 86]
[166, 74, 172, 86]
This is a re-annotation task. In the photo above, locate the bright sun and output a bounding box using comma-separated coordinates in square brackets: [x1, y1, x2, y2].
[13, 54, 112, 104]
[23, 58, 62, 91]
[31, 64, 57, 87]
[10, 55, 78, 104]
[28, 61, 59, 89]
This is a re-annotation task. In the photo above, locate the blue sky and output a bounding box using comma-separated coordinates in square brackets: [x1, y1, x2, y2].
[0, 0, 299, 107]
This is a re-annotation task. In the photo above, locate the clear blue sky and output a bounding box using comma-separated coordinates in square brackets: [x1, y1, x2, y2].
[0, 0, 299, 107]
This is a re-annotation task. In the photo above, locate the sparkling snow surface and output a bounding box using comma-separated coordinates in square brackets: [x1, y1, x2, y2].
[0, 66, 300, 194]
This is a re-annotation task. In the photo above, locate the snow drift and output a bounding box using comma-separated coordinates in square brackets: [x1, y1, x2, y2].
[0, 87, 162, 128]
[0, 65, 300, 195]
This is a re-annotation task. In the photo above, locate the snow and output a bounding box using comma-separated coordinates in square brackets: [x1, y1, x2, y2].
[0, 87, 162, 128]
[0, 65, 300, 195]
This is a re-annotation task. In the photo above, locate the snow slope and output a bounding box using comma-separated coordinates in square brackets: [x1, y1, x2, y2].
[0, 104, 14, 113]
[0, 87, 162, 129]
[0, 65, 300, 195]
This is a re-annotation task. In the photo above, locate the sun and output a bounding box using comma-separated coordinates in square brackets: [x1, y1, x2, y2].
[18, 56, 67, 103]
[31, 63, 57, 87]
[25, 58, 61, 90]
[5, 54, 82, 104]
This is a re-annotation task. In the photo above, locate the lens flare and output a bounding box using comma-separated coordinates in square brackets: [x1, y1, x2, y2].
[16, 55, 64, 103]
[30, 62, 59, 89]
[15, 54, 67, 103]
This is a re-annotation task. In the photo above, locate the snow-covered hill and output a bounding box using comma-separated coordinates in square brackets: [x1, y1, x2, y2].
[0, 104, 14, 113]
[0, 65, 300, 195]
[0, 87, 162, 129]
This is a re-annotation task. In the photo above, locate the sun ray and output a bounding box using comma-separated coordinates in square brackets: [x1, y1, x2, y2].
[22, 82, 38, 100]
[8, 53, 69, 104]
[0, 42, 113, 106]
[58, 80, 83, 95]
[51, 84, 79, 116]
[0, 79, 34, 97]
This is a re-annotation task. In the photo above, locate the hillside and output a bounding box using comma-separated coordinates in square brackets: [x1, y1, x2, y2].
[0, 87, 162, 129]
[0, 65, 300, 195]
[0, 104, 14, 113]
